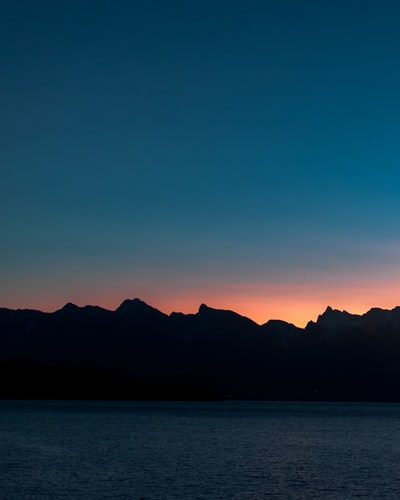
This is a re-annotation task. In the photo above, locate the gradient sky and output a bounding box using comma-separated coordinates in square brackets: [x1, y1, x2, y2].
[2, 0, 400, 326]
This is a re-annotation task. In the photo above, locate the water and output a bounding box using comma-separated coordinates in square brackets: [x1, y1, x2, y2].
[1, 401, 400, 499]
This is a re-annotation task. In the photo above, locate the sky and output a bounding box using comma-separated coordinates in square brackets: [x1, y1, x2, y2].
[2, 0, 400, 327]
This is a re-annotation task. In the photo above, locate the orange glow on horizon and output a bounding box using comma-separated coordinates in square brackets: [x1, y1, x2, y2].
[2, 274, 400, 328]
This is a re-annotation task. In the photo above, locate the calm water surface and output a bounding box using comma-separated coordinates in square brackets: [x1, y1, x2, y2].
[1, 400, 400, 499]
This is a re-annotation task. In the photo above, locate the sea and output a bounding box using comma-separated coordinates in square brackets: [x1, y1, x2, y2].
[1, 400, 400, 499]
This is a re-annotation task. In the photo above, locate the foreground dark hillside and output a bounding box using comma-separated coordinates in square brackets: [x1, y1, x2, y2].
[1, 299, 400, 401]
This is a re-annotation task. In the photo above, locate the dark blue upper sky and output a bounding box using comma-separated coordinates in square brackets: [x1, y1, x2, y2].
[2, 1, 400, 325]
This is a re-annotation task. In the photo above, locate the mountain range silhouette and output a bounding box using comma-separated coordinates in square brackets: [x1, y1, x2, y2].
[2, 298, 400, 401]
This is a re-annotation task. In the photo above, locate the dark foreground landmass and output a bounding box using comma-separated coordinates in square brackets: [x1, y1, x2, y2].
[1, 299, 400, 401]
[0, 361, 217, 401]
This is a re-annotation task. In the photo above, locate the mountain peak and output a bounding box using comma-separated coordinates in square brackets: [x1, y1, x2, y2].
[116, 298, 150, 313]
[57, 302, 80, 313]
[316, 306, 358, 329]
[318, 306, 344, 319]
[116, 298, 167, 320]
[198, 303, 211, 313]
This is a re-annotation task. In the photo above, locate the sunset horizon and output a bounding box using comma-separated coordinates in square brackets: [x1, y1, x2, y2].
[3, 286, 400, 329]
[3, 2, 400, 329]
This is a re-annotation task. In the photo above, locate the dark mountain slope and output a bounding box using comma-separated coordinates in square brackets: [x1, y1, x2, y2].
[1, 301, 400, 400]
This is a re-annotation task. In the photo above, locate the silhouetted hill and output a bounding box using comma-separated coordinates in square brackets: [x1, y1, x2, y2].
[2, 300, 400, 401]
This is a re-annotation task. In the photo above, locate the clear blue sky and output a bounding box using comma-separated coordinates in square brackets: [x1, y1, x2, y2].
[2, 1, 400, 325]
